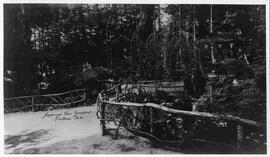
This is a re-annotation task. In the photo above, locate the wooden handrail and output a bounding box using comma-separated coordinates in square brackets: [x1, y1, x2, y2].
[98, 80, 262, 128]
[4, 88, 85, 101]
[97, 79, 122, 83]
[100, 100, 262, 127]
[102, 81, 184, 94]
[102, 81, 133, 93]
[97, 80, 264, 150]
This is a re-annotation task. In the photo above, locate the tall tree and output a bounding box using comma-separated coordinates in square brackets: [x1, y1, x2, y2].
[133, 4, 155, 78]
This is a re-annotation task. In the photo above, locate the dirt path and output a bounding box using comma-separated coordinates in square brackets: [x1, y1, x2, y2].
[4, 104, 177, 154]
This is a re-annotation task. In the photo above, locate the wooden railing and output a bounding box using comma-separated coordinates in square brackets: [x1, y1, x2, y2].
[4, 89, 86, 113]
[97, 79, 122, 90]
[101, 80, 185, 99]
[96, 81, 265, 151]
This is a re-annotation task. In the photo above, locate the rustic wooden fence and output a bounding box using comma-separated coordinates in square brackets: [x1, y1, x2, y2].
[4, 89, 86, 113]
[96, 81, 265, 151]
[97, 79, 122, 90]
[102, 80, 185, 99]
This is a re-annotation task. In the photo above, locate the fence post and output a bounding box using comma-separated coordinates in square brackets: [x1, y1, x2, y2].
[236, 124, 244, 148]
[32, 97, 35, 112]
[101, 95, 106, 136]
[115, 87, 119, 100]
[150, 108, 153, 133]
[84, 89, 87, 106]
[210, 83, 213, 103]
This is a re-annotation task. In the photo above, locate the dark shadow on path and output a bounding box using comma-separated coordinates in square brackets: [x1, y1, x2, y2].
[5, 129, 54, 152]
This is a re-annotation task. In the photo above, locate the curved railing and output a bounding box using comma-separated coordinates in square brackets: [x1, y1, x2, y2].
[96, 81, 265, 151]
[4, 89, 86, 113]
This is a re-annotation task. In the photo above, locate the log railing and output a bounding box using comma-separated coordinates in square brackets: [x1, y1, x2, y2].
[4, 89, 86, 113]
[101, 80, 185, 99]
[96, 81, 265, 151]
[97, 79, 122, 90]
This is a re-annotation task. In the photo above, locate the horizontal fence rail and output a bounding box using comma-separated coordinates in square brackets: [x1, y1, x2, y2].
[99, 100, 261, 127]
[101, 81, 185, 99]
[96, 80, 265, 151]
[97, 79, 122, 90]
[4, 89, 86, 113]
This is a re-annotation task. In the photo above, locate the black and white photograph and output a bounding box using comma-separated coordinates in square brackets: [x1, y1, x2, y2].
[2, 1, 268, 154]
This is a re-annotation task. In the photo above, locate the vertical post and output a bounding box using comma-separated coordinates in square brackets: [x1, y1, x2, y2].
[210, 82, 213, 103]
[236, 124, 244, 148]
[243, 53, 250, 65]
[210, 4, 216, 64]
[193, 5, 197, 63]
[124, 84, 127, 95]
[192, 102, 197, 111]
[177, 4, 182, 69]
[32, 97, 35, 112]
[84, 89, 87, 106]
[115, 87, 119, 101]
[230, 43, 234, 62]
[149, 108, 153, 133]
[210, 5, 213, 33]
[179, 5, 182, 56]
[100, 96, 106, 136]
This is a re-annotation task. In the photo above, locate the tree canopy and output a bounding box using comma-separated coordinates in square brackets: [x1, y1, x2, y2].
[4, 4, 266, 97]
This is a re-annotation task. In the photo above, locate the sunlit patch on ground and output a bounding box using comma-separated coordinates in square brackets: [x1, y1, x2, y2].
[4, 104, 177, 154]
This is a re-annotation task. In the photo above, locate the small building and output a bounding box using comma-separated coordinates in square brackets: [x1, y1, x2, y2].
[197, 35, 252, 75]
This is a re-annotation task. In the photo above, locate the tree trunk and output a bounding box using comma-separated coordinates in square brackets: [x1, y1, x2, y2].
[210, 5, 216, 64]
[179, 5, 182, 60]
[136, 4, 155, 77]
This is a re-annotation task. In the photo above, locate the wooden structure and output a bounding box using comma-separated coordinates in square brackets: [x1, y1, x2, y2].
[4, 89, 86, 113]
[97, 79, 122, 90]
[197, 36, 252, 74]
[96, 81, 264, 151]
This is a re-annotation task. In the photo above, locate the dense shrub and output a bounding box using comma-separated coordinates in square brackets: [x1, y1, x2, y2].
[224, 60, 254, 79]
[196, 78, 266, 123]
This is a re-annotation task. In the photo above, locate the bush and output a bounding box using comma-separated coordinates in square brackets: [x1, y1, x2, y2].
[225, 60, 254, 79]
[255, 72, 266, 94]
[197, 78, 266, 123]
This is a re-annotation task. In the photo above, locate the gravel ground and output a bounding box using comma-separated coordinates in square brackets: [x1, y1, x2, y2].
[4, 104, 177, 154]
